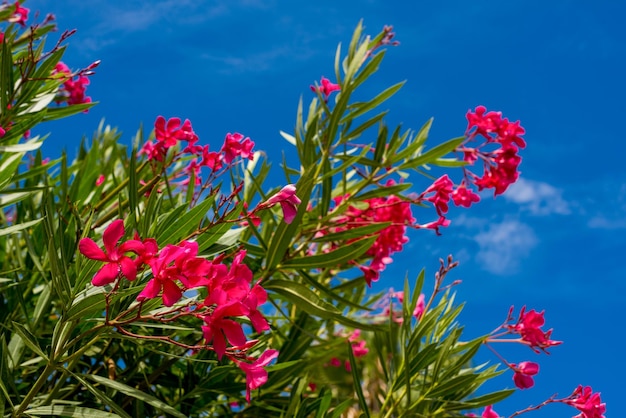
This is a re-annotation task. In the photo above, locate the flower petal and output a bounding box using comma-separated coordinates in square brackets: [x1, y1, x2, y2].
[92, 263, 120, 286]
[103, 220, 125, 256]
[78, 238, 108, 261]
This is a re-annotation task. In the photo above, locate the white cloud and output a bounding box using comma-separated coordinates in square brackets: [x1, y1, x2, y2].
[587, 216, 626, 230]
[474, 219, 538, 275]
[504, 178, 570, 215]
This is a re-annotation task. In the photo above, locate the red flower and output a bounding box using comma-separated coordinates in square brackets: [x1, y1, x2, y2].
[310, 76, 341, 98]
[417, 215, 451, 236]
[8, 2, 29, 26]
[200, 145, 224, 171]
[508, 306, 562, 353]
[412, 293, 426, 320]
[512, 361, 539, 389]
[452, 184, 480, 208]
[480, 405, 500, 418]
[136, 244, 186, 307]
[424, 175, 454, 215]
[235, 349, 279, 403]
[78, 220, 144, 286]
[566, 385, 606, 418]
[257, 184, 301, 224]
[221, 132, 254, 164]
[154, 116, 196, 147]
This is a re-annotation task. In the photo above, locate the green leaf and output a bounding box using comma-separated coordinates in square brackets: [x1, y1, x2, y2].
[0, 218, 43, 237]
[11, 321, 48, 360]
[399, 136, 465, 170]
[355, 183, 412, 200]
[339, 81, 404, 125]
[156, 195, 215, 244]
[311, 222, 389, 243]
[426, 374, 476, 398]
[266, 280, 340, 317]
[0, 141, 43, 152]
[347, 340, 370, 418]
[88, 374, 187, 418]
[266, 280, 382, 331]
[462, 389, 515, 409]
[265, 173, 315, 270]
[26, 406, 121, 418]
[281, 236, 376, 269]
[66, 284, 107, 321]
[65, 371, 131, 418]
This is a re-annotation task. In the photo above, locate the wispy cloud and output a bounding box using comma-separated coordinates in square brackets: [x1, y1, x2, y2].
[587, 216, 626, 229]
[504, 178, 570, 215]
[474, 219, 538, 275]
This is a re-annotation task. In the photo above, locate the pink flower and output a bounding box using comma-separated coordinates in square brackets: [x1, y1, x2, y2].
[512, 361, 539, 389]
[451, 184, 480, 208]
[412, 293, 425, 320]
[236, 349, 279, 403]
[508, 307, 562, 353]
[95, 174, 105, 186]
[329, 187, 414, 286]
[566, 385, 606, 418]
[8, 2, 29, 26]
[54, 62, 92, 109]
[481, 405, 500, 418]
[417, 215, 451, 236]
[258, 184, 301, 224]
[154, 116, 196, 147]
[0, 126, 5, 138]
[200, 145, 223, 171]
[328, 357, 342, 367]
[221, 132, 255, 164]
[424, 175, 454, 215]
[310, 76, 341, 98]
[136, 244, 186, 307]
[78, 220, 144, 286]
[200, 250, 269, 358]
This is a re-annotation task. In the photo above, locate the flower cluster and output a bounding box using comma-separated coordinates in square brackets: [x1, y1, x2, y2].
[506, 306, 563, 353]
[79, 219, 276, 401]
[139, 116, 254, 191]
[326, 329, 369, 372]
[566, 385, 607, 418]
[458, 105, 527, 196]
[330, 190, 415, 286]
[54, 62, 92, 107]
[484, 305, 562, 391]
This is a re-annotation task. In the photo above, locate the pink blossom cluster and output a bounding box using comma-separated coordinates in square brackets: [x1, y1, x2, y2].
[54, 62, 92, 107]
[331, 190, 415, 286]
[416, 174, 479, 235]
[381, 290, 425, 322]
[505, 306, 563, 353]
[3, 1, 29, 26]
[139, 116, 254, 190]
[460, 105, 527, 196]
[566, 385, 607, 418]
[484, 306, 562, 391]
[79, 219, 276, 402]
[326, 329, 369, 372]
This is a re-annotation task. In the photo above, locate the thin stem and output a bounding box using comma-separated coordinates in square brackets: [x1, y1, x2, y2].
[13, 362, 56, 416]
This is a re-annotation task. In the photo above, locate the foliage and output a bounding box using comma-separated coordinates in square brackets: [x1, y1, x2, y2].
[0, 4, 605, 418]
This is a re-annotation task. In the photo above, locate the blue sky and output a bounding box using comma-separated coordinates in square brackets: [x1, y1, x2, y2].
[27, 0, 623, 416]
